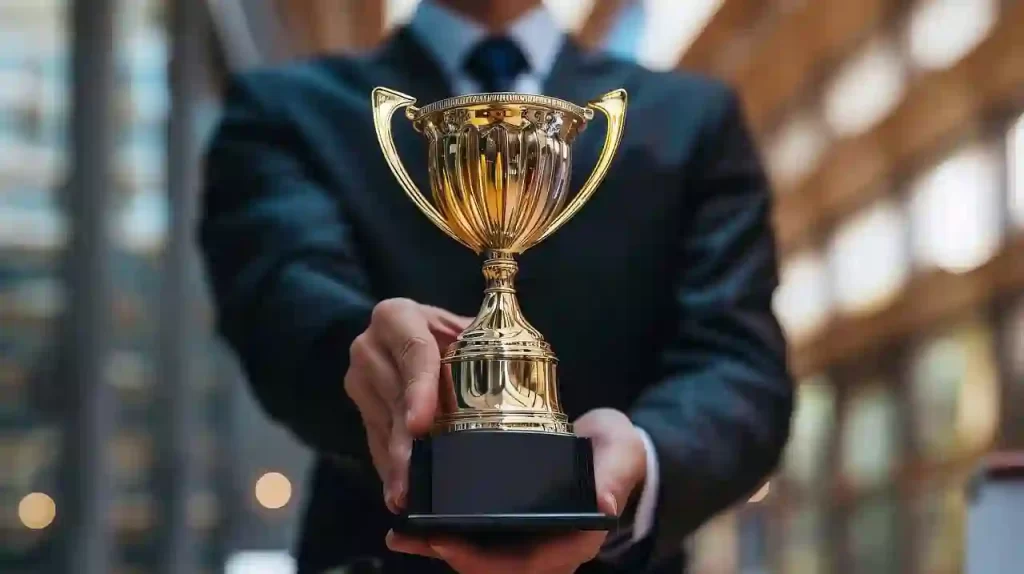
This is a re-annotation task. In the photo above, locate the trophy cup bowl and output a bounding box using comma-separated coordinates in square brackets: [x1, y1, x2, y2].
[371, 87, 627, 537]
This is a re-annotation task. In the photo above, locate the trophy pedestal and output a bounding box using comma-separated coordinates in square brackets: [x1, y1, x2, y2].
[396, 431, 616, 541]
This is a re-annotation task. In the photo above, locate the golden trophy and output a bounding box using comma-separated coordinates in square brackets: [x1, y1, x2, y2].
[371, 87, 627, 536]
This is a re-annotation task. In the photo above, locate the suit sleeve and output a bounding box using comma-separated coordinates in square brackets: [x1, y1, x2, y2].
[199, 73, 375, 463]
[628, 86, 795, 563]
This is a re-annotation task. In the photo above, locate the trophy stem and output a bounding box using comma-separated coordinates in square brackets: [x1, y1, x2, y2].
[458, 250, 547, 351]
[482, 250, 519, 293]
[435, 250, 568, 434]
[478, 251, 540, 340]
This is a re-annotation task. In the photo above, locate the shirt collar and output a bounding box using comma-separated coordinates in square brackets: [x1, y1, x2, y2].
[408, 0, 564, 82]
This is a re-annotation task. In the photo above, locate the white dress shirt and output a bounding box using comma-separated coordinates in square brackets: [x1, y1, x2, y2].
[406, 0, 660, 553]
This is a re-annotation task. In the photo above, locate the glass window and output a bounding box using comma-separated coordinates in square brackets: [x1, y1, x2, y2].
[848, 495, 901, 574]
[188, 490, 220, 531]
[385, 0, 422, 29]
[909, 318, 1000, 461]
[107, 349, 151, 406]
[0, 206, 66, 252]
[783, 376, 835, 487]
[0, 0, 68, 559]
[542, 0, 597, 32]
[1009, 113, 1023, 229]
[1006, 296, 1024, 384]
[112, 491, 156, 534]
[1002, 297, 1024, 443]
[829, 198, 909, 315]
[823, 36, 906, 138]
[226, 551, 297, 574]
[637, 0, 725, 71]
[781, 507, 829, 574]
[111, 432, 153, 484]
[690, 512, 739, 573]
[912, 480, 966, 574]
[909, 143, 1002, 273]
[738, 510, 769, 571]
[842, 385, 899, 488]
[0, 355, 26, 412]
[907, 0, 997, 71]
[767, 112, 830, 190]
[774, 250, 832, 342]
[116, 191, 167, 255]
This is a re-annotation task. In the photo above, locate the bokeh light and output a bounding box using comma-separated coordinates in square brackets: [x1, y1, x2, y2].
[18, 492, 56, 530]
[254, 472, 292, 510]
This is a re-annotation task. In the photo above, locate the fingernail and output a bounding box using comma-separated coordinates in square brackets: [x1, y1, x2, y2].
[607, 494, 619, 516]
[394, 482, 407, 509]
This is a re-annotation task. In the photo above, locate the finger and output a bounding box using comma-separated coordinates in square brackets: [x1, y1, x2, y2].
[574, 409, 641, 515]
[592, 446, 633, 517]
[422, 305, 473, 341]
[428, 533, 605, 574]
[346, 334, 398, 498]
[367, 430, 388, 476]
[344, 369, 391, 435]
[428, 540, 519, 574]
[370, 429, 405, 509]
[346, 333, 399, 429]
[387, 409, 412, 509]
[522, 531, 607, 573]
[385, 530, 439, 559]
[345, 369, 392, 492]
[371, 299, 441, 436]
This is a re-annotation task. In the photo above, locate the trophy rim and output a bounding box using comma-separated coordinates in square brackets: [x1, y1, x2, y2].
[412, 92, 592, 122]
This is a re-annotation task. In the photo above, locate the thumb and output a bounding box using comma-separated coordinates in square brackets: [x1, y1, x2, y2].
[406, 307, 471, 436]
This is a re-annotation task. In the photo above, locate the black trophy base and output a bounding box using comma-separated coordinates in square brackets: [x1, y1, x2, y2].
[395, 430, 615, 542]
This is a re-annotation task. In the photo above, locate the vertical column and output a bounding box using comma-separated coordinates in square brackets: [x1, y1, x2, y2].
[156, 0, 208, 572]
[61, 0, 117, 572]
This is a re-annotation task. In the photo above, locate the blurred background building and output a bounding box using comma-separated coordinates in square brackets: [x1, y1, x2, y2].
[0, 0, 1020, 573]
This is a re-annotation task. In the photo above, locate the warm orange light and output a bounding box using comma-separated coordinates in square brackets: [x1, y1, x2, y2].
[748, 482, 770, 503]
[254, 472, 292, 510]
[19, 492, 56, 530]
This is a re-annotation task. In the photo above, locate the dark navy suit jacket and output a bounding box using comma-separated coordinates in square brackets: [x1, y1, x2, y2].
[199, 28, 794, 574]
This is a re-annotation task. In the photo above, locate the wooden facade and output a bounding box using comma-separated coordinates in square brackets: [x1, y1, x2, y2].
[683, 1, 1024, 572]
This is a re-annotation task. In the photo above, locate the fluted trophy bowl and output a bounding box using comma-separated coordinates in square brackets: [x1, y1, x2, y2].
[417, 93, 587, 253]
[372, 87, 626, 535]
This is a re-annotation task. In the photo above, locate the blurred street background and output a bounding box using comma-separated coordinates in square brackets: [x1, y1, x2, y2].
[0, 0, 1021, 573]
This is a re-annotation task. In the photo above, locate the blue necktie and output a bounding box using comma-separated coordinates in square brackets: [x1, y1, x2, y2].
[464, 37, 529, 93]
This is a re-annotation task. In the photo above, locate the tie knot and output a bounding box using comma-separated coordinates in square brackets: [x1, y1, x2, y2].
[464, 36, 529, 93]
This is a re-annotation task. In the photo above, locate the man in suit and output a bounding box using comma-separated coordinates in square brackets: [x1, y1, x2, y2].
[199, 0, 794, 572]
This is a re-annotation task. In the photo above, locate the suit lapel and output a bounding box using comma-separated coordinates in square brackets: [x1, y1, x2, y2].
[521, 40, 622, 277]
[542, 39, 591, 110]
[371, 27, 454, 194]
[373, 26, 454, 106]
[368, 27, 455, 239]
[543, 38, 634, 192]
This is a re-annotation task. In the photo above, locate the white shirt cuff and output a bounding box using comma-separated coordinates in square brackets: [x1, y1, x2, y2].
[601, 425, 659, 559]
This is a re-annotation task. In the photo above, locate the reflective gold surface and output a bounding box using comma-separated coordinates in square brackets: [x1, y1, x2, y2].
[371, 87, 627, 435]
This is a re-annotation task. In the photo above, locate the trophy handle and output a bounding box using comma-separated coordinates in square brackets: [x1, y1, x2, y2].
[534, 88, 628, 245]
[371, 87, 468, 248]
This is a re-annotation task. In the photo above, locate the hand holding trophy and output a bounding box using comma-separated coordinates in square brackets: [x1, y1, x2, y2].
[370, 86, 628, 539]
